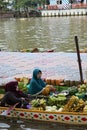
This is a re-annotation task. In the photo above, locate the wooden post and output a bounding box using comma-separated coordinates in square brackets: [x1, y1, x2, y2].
[74, 36, 83, 83]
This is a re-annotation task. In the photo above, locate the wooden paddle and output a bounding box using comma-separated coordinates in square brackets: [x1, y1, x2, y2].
[0, 103, 19, 116]
[74, 36, 83, 83]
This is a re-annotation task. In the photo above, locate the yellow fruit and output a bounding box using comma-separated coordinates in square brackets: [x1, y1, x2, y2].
[42, 85, 50, 96]
[0, 94, 4, 100]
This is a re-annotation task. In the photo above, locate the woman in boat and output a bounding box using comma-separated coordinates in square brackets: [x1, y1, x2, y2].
[0, 81, 29, 109]
[27, 69, 56, 96]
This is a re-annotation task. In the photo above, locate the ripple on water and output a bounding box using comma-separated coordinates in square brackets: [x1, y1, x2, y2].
[0, 119, 87, 130]
[20, 125, 38, 130]
[0, 129, 8, 130]
[0, 123, 10, 129]
[0, 17, 87, 52]
[17, 120, 24, 124]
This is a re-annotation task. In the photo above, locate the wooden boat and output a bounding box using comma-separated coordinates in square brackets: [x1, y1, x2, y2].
[0, 78, 87, 125]
[0, 107, 87, 125]
[20, 48, 55, 53]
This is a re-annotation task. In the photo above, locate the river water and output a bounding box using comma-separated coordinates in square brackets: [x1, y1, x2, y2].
[0, 16, 87, 52]
[0, 119, 87, 130]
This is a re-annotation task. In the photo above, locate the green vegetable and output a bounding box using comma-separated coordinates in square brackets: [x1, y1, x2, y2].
[54, 86, 69, 92]
[78, 84, 87, 93]
[31, 99, 46, 110]
[18, 82, 28, 93]
[68, 86, 78, 95]
[31, 99, 40, 107]
[48, 95, 66, 108]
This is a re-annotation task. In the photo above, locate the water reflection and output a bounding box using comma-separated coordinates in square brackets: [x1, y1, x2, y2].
[0, 119, 87, 130]
[0, 123, 10, 129]
[0, 16, 87, 52]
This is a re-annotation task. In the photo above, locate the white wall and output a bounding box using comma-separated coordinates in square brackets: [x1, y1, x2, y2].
[50, 0, 57, 5]
[50, 0, 69, 5]
[41, 9, 87, 16]
[50, 0, 87, 5]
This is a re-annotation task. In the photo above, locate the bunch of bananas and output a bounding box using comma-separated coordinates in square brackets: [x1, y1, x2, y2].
[0, 94, 4, 100]
[48, 95, 66, 109]
[78, 84, 87, 93]
[18, 77, 29, 93]
[42, 85, 51, 96]
[62, 96, 85, 112]
[30, 98, 46, 110]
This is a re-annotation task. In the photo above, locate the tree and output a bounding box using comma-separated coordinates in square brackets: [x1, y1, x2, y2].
[13, 0, 49, 17]
[14, 0, 35, 9]
[13, 0, 35, 17]
[13, 0, 48, 10]
[0, 0, 8, 11]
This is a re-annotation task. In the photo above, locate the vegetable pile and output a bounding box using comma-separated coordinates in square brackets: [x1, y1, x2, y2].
[48, 95, 66, 109]
[29, 84, 87, 113]
[30, 99, 46, 110]
[68, 86, 78, 95]
[62, 96, 85, 112]
[18, 77, 29, 93]
[15, 77, 87, 113]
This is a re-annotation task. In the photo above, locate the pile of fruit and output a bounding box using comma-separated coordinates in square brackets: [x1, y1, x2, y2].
[29, 84, 87, 113]
[83, 102, 87, 112]
[0, 94, 4, 100]
[68, 86, 78, 95]
[62, 96, 85, 112]
[75, 84, 87, 99]
[29, 94, 67, 112]
[17, 77, 29, 93]
[30, 98, 46, 110]
[15, 77, 87, 113]
[48, 95, 66, 109]
[78, 84, 87, 93]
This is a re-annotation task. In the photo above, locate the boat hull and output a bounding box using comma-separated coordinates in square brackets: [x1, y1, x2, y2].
[0, 107, 87, 125]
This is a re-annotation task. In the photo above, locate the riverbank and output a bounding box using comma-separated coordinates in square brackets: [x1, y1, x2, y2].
[0, 52, 87, 82]
[0, 11, 14, 18]
[41, 8, 87, 17]
[0, 8, 87, 18]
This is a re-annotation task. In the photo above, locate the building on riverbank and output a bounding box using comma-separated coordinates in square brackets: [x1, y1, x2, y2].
[49, 0, 87, 5]
[39, 0, 87, 17]
[1, 0, 87, 18]
[44, 0, 87, 9]
[41, 8, 87, 16]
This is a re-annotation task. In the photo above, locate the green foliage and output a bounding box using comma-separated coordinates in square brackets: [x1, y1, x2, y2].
[0, 0, 50, 11]
[14, 0, 30, 9]
[13, 0, 49, 10]
[0, 0, 8, 10]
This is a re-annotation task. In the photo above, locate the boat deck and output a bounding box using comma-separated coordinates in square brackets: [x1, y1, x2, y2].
[0, 52, 87, 83]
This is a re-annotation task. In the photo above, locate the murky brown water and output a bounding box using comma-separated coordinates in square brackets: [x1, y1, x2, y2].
[0, 119, 87, 130]
[0, 16, 87, 52]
